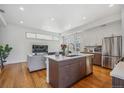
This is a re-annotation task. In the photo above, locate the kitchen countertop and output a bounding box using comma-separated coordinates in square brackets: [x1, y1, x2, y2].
[81, 51, 102, 54]
[45, 53, 94, 62]
[110, 62, 124, 80]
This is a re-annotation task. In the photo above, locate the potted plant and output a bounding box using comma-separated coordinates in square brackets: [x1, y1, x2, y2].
[61, 44, 67, 56]
[0, 44, 12, 69]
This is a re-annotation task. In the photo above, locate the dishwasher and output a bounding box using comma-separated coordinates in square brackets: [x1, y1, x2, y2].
[86, 56, 93, 75]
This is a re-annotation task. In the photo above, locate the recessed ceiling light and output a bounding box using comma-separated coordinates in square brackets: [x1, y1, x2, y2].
[83, 16, 86, 20]
[20, 21, 24, 24]
[19, 6, 24, 11]
[109, 4, 114, 8]
[50, 17, 55, 21]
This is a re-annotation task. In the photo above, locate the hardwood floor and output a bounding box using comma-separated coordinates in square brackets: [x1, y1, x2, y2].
[0, 63, 112, 88]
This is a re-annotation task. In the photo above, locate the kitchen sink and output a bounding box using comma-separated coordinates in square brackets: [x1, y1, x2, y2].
[66, 54, 79, 57]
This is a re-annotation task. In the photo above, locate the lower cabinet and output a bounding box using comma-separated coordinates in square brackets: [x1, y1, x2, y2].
[93, 53, 102, 66]
[102, 56, 120, 69]
[59, 62, 80, 87]
[102, 56, 112, 69]
[112, 77, 124, 88]
[80, 58, 86, 78]
[49, 57, 86, 88]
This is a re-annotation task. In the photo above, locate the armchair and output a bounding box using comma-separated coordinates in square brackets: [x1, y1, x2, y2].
[27, 54, 46, 72]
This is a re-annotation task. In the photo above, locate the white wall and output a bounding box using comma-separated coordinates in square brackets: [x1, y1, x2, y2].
[0, 24, 61, 64]
[79, 21, 121, 51]
[121, 5, 124, 56]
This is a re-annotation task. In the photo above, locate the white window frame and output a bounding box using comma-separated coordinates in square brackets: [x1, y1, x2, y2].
[26, 32, 59, 41]
[26, 32, 36, 39]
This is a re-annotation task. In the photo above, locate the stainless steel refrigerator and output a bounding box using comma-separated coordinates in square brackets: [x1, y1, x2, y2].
[102, 36, 122, 69]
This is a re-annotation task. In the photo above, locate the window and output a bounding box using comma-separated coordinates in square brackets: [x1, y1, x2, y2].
[26, 33, 36, 38]
[63, 33, 81, 51]
[53, 36, 59, 41]
[36, 34, 53, 40]
[26, 32, 59, 41]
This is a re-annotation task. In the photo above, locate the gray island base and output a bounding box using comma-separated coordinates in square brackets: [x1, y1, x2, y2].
[46, 53, 94, 88]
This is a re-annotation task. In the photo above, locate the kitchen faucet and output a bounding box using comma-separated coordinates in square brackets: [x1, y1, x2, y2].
[67, 43, 76, 54]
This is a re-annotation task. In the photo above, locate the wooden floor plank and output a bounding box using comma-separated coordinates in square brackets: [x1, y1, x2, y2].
[0, 63, 112, 88]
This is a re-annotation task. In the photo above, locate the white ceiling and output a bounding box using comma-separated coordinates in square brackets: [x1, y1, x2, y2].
[0, 4, 121, 33]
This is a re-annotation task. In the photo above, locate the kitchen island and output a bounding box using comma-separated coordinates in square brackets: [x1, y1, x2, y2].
[45, 53, 94, 88]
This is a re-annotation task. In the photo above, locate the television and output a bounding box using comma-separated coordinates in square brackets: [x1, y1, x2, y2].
[32, 45, 48, 53]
